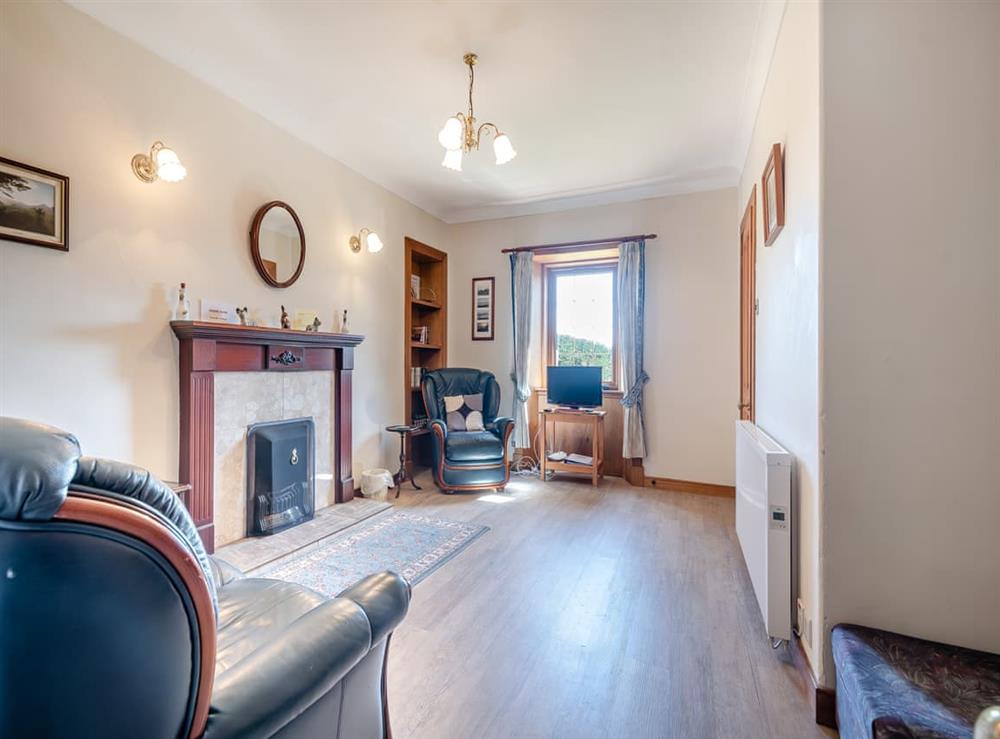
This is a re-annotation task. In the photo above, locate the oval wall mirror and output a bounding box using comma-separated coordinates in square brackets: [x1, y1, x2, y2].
[250, 201, 306, 288]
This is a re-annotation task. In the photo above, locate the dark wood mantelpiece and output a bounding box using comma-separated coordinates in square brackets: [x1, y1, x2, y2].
[170, 320, 364, 552]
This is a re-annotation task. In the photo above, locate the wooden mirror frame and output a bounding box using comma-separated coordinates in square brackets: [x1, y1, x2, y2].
[250, 201, 306, 288]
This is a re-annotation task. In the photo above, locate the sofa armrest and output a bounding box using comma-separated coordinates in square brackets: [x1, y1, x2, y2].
[204, 597, 374, 738]
[337, 571, 411, 644]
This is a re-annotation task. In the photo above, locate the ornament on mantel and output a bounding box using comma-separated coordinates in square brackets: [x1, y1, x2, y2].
[175, 282, 190, 320]
[236, 306, 249, 326]
[280, 305, 291, 329]
[339, 309, 350, 334]
[305, 316, 322, 332]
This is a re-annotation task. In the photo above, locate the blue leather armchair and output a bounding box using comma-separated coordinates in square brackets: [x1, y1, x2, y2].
[421, 368, 514, 493]
[0, 417, 410, 738]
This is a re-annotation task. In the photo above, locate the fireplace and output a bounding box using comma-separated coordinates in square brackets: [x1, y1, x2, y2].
[246, 418, 315, 536]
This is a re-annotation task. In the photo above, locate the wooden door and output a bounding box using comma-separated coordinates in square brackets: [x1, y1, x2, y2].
[739, 187, 756, 421]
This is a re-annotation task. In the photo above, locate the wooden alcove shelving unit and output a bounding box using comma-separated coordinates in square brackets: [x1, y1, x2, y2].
[404, 237, 448, 467]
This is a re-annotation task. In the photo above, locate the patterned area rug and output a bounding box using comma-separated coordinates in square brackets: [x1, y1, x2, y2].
[250, 511, 489, 597]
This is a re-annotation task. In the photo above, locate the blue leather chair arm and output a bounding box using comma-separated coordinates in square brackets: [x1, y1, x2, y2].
[489, 416, 514, 441]
[205, 597, 373, 738]
[337, 570, 411, 644]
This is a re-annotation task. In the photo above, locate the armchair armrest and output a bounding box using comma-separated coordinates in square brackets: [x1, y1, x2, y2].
[488, 416, 514, 439]
[205, 572, 409, 738]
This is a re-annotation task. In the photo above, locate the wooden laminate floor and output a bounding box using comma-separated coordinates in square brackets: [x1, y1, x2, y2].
[387, 471, 835, 739]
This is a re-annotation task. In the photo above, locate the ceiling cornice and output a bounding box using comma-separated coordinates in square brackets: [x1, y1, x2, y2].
[438, 167, 740, 224]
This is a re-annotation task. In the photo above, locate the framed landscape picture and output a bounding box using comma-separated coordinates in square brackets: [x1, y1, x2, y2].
[761, 143, 784, 246]
[0, 157, 69, 251]
[471, 276, 495, 341]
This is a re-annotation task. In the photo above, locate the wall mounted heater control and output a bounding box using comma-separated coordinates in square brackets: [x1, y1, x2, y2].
[769, 505, 789, 531]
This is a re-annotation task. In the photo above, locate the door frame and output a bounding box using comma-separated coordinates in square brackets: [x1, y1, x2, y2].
[739, 187, 756, 422]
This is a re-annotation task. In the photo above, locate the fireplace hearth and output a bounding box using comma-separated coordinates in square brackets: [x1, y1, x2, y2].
[246, 418, 315, 536]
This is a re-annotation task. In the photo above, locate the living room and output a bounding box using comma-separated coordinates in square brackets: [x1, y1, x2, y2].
[1, 2, 998, 738]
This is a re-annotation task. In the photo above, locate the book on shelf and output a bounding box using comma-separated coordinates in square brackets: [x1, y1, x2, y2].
[411, 326, 429, 344]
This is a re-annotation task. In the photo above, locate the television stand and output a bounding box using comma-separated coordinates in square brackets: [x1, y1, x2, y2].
[538, 408, 606, 486]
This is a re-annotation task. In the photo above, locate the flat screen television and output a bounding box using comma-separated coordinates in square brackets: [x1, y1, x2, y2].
[547, 366, 603, 408]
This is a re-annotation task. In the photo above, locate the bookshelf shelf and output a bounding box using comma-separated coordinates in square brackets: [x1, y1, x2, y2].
[404, 237, 448, 468]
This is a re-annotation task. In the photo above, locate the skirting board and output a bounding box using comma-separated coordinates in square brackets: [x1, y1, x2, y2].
[645, 476, 735, 497]
[791, 634, 838, 729]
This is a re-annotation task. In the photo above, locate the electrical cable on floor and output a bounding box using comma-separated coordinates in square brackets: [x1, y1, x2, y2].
[512, 424, 553, 480]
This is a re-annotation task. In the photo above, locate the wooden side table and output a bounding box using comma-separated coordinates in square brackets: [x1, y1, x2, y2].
[538, 409, 606, 486]
[386, 424, 423, 498]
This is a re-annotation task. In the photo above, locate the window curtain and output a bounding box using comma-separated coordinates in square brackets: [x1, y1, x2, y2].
[618, 240, 648, 458]
[509, 252, 533, 448]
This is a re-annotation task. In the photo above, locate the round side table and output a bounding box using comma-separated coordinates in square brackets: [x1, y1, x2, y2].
[386, 424, 424, 498]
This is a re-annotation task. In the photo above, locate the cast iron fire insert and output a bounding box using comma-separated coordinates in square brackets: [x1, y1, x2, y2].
[246, 417, 315, 536]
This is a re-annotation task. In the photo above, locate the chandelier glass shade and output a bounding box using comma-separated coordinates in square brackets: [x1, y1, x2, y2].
[437, 53, 516, 172]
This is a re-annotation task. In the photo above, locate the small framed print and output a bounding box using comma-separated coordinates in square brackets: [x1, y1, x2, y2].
[0, 156, 69, 251]
[471, 276, 495, 341]
[761, 143, 785, 246]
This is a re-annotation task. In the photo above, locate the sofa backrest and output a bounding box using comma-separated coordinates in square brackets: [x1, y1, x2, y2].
[0, 417, 216, 738]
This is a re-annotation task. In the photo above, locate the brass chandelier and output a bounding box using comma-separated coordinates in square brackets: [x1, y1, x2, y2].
[437, 53, 517, 172]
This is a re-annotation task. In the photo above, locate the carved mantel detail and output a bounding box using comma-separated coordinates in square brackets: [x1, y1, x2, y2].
[170, 321, 364, 552]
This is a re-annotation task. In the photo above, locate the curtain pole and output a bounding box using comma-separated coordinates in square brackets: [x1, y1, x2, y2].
[500, 234, 657, 255]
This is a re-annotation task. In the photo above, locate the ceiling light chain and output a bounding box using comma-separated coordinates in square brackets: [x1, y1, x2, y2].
[438, 52, 517, 171]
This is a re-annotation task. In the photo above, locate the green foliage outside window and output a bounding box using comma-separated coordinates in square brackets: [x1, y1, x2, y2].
[556, 334, 612, 383]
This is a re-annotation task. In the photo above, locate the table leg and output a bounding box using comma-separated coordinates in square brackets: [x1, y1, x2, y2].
[539, 415, 547, 481]
[396, 434, 405, 498]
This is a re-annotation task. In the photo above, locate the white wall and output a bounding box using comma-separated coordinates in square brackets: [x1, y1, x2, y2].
[821, 0, 1000, 676]
[737, 1, 823, 678]
[449, 188, 739, 486]
[0, 1, 451, 480]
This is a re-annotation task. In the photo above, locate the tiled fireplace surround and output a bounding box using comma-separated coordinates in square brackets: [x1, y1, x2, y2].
[171, 321, 362, 553]
[214, 372, 334, 546]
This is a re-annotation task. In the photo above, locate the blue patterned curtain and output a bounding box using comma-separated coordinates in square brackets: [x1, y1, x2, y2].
[509, 252, 533, 448]
[618, 240, 648, 458]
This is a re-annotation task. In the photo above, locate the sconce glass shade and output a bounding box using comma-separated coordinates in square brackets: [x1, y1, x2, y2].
[493, 134, 517, 165]
[350, 228, 383, 254]
[365, 231, 384, 253]
[438, 116, 464, 151]
[154, 146, 187, 182]
[441, 148, 463, 172]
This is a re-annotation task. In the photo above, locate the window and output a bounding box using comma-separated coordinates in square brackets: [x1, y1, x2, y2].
[545, 262, 618, 388]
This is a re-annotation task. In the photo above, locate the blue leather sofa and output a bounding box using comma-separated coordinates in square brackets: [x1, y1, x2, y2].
[0, 417, 410, 738]
[421, 368, 514, 493]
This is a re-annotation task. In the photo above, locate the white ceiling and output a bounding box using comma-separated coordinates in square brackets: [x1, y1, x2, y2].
[70, 1, 785, 223]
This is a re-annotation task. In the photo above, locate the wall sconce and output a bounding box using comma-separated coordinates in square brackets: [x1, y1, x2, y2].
[132, 141, 187, 183]
[349, 228, 384, 254]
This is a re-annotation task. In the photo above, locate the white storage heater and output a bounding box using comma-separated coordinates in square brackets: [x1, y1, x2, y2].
[735, 420, 792, 642]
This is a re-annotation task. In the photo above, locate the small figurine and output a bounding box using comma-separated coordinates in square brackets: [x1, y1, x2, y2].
[235, 306, 249, 326]
[280, 305, 291, 329]
[340, 309, 350, 334]
[175, 282, 190, 320]
[305, 316, 322, 332]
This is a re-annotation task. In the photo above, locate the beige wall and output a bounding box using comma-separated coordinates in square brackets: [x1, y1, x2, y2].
[448, 188, 740, 486]
[0, 1, 451, 480]
[821, 0, 1000, 676]
[738, 1, 823, 679]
